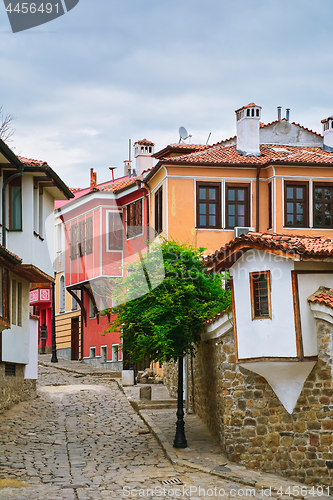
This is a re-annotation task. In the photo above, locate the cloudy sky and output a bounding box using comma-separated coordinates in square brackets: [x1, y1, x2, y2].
[0, 0, 332, 188]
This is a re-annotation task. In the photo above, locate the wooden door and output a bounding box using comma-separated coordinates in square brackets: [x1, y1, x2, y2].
[71, 317, 80, 360]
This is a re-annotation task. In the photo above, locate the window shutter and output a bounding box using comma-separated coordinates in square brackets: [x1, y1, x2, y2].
[86, 217, 93, 254]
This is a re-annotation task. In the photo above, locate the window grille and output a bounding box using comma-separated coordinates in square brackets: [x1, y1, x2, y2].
[250, 271, 271, 319]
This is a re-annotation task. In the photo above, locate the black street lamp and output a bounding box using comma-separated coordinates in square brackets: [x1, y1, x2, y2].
[173, 356, 187, 448]
[51, 281, 58, 363]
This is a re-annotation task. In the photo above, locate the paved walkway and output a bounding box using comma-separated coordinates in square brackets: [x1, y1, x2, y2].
[0, 356, 330, 499]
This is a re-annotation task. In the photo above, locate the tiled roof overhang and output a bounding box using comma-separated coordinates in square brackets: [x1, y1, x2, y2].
[204, 232, 333, 273]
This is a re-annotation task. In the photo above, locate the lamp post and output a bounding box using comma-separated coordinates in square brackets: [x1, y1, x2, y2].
[173, 356, 187, 448]
[51, 281, 58, 363]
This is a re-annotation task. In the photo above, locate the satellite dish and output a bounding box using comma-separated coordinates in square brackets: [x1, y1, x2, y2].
[179, 126, 188, 140]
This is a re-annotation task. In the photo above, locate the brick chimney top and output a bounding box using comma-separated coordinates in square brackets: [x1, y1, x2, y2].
[90, 168, 97, 191]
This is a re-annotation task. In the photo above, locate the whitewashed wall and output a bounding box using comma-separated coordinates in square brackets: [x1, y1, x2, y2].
[2, 278, 30, 364]
[230, 249, 296, 359]
[7, 174, 55, 279]
[297, 272, 333, 357]
[25, 317, 38, 379]
[260, 121, 323, 146]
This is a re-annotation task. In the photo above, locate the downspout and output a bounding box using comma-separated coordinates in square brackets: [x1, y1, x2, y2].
[256, 166, 261, 232]
[2, 170, 24, 247]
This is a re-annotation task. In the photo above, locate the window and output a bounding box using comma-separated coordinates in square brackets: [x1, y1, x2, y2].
[33, 187, 38, 233]
[268, 182, 272, 230]
[78, 220, 86, 257]
[313, 184, 333, 228]
[284, 182, 309, 228]
[127, 200, 143, 238]
[17, 282, 22, 327]
[89, 297, 96, 318]
[70, 224, 78, 260]
[226, 184, 250, 228]
[155, 186, 163, 234]
[0, 267, 10, 324]
[90, 347, 96, 358]
[38, 192, 43, 237]
[112, 344, 119, 362]
[86, 217, 93, 255]
[5, 363, 15, 376]
[71, 290, 78, 311]
[196, 182, 221, 229]
[59, 275, 65, 313]
[250, 271, 271, 320]
[56, 223, 63, 269]
[11, 279, 16, 325]
[108, 212, 123, 250]
[101, 346, 107, 363]
[11, 280, 22, 327]
[9, 177, 22, 230]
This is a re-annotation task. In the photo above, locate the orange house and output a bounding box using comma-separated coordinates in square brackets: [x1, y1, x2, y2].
[145, 104, 333, 255]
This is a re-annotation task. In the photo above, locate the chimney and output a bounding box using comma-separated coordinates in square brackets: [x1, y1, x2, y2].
[134, 139, 154, 176]
[90, 168, 97, 191]
[277, 106, 282, 121]
[124, 160, 132, 177]
[322, 116, 333, 152]
[286, 108, 290, 121]
[235, 103, 261, 156]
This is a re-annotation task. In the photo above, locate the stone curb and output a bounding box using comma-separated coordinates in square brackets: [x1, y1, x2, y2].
[139, 411, 259, 488]
[38, 360, 120, 379]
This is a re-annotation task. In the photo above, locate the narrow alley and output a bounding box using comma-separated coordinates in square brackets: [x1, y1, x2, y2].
[0, 362, 330, 500]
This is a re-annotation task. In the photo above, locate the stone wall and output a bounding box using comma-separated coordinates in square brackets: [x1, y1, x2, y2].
[163, 360, 178, 399]
[0, 363, 37, 414]
[164, 319, 333, 485]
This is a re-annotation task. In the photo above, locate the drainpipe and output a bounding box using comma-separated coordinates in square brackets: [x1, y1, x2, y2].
[256, 167, 261, 232]
[2, 171, 24, 247]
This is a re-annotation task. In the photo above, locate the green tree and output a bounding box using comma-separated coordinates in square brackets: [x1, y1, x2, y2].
[107, 239, 231, 448]
[108, 240, 231, 364]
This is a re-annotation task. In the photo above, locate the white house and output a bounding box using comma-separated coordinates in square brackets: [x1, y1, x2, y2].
[205, 231, 333, 413]
[0, 139, 73, 412]
[178, 231, 333, 484]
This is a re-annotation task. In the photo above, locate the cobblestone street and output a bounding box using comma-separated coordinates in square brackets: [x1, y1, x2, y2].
[0, 363, 330, 500]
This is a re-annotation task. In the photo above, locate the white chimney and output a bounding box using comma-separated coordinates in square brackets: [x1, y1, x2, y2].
[134, 139, 154, 176]
[124, 160, 132, 177]
[235, 103, 261, 156]
[321, 116, 333, 152]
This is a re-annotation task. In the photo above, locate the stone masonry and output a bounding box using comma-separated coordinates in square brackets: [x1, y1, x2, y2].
[0, 362, 36, 414]
[164, 318, 333, 486]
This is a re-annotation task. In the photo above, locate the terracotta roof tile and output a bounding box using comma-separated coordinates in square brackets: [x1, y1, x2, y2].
[165, 143, 333, 166]
[235, 102, 262, 112]
[308, 287, 333, 309]
[0, 244, 22, 263]
[203, 309, 227, 326]
[99, 177, 138, 193]
[134, 139, 154, 146]
[205, 232, 333, 270]
[17, 156, 49, 167]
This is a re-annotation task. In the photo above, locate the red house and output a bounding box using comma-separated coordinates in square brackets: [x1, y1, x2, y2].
[55, 141, 153, 369]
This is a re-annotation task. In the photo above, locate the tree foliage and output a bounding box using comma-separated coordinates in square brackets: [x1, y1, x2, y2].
[107, 240, 231, 363]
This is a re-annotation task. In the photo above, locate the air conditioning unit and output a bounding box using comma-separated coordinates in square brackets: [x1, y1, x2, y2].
[234, 226, 254, 238]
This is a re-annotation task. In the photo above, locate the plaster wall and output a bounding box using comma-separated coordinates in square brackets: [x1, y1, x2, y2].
[230, 250, 297, 359]
[7, 177, 55, 278]
[25, 317, 38, 379]
[260, 121, 323, 146]
[297, 272, 333, 357]
[2, 278, 30, 364]
[236, 115, 260, 155]
[323, 128, 333, 148]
